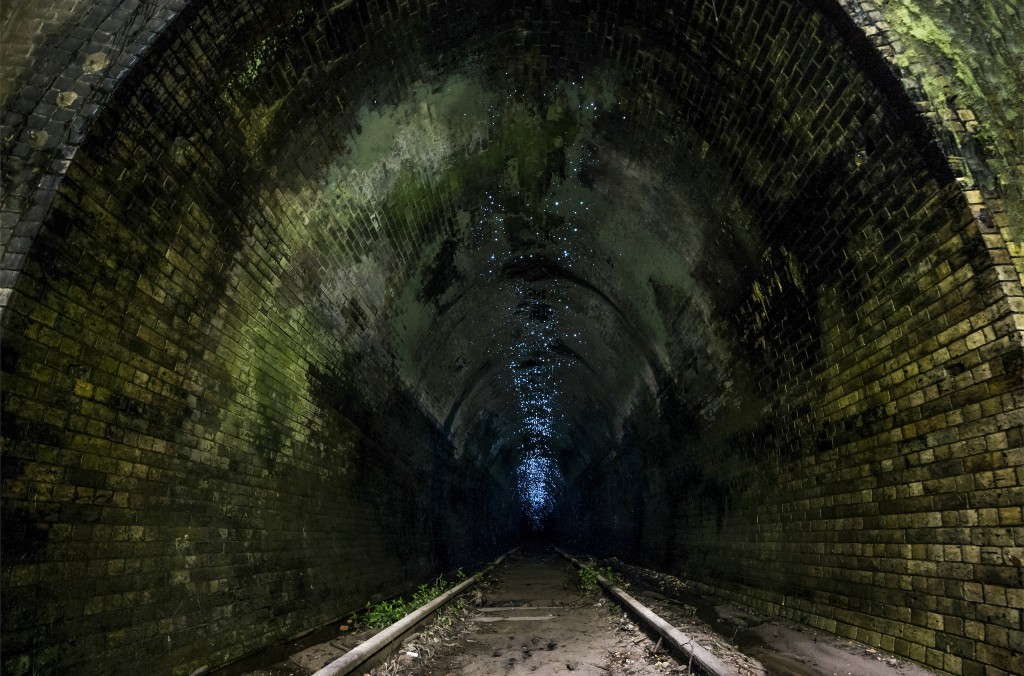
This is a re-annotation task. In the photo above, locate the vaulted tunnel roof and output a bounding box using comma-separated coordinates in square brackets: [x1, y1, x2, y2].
[1, 1, 1022, 674]
[8, 0, 954, 499]
[0, 0, 994, 550]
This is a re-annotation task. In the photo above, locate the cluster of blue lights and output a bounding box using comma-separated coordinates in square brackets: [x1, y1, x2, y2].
[459, 80, 618, 526]
[509, 288, 565, 529]
[468, 186, 609, 527]
[516, 450, 559, 528]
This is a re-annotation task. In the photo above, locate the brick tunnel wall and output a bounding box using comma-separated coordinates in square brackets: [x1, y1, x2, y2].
[1, 1, 1021, 676]
[849, 0, 1024, 278]
[1, 1, 521, 674]
[550, 2, 1023, 676]
[590, 176, 1024, 675]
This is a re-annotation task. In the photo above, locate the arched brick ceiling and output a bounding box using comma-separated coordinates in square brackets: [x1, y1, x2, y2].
[1, 2, 1021, 675]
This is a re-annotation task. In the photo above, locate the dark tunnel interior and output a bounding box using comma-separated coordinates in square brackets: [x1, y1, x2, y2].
[1, 1, 1022, 675]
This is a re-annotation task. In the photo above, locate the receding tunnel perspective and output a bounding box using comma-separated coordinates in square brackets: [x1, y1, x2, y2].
[1, 0, 1021, 675]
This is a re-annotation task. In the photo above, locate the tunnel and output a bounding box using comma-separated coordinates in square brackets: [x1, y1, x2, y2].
[1, 0, 1022, 674]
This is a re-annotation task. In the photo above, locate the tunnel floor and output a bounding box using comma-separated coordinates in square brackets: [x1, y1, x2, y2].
[386, 549, 690, 675]
[226, 548, 943, 676]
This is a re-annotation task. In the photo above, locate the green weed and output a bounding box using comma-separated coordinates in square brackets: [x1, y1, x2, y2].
[357, 575, 454, 629]
[578, 564, 600, 593]
[578, 563, 622, 594]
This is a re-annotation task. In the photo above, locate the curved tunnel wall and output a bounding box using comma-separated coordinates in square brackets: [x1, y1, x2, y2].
[0, 1, 1021, 675]
[1, 1, 529, 672]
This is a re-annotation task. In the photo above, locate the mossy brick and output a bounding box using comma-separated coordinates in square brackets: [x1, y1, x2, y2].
[2, 1, 1022, 675]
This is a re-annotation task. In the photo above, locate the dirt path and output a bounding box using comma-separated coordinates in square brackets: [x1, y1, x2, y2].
[225, 549, 936, 676]
[608, 560, 936, 676]
[713, 605, 935, 676]
[386, 549, 762, 675]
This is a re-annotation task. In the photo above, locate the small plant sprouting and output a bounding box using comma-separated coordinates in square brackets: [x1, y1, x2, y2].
[578, 563, 623, 594]
[360, 598, 407, 629]
[357, 575, 453, 629]
[578, 564, 600, 593]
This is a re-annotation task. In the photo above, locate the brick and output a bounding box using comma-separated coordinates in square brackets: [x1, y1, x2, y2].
[2, 2, 1022, 676]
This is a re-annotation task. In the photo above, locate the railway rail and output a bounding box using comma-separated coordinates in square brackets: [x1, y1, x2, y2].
[313, 547, 750, 676]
